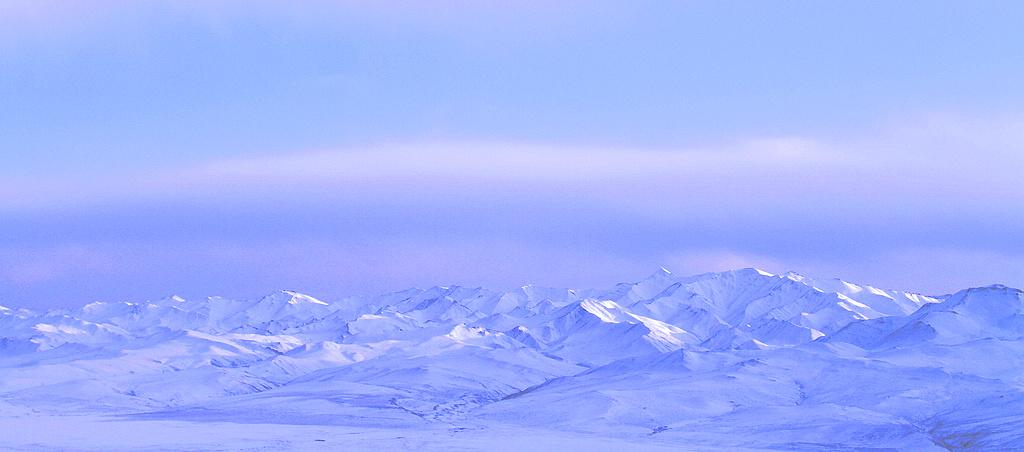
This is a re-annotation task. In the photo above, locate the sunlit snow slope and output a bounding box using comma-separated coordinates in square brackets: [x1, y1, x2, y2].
[1, 269, 1021, 450]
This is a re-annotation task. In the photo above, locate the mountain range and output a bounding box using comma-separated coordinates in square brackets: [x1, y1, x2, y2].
[1, 268, 1021, 451]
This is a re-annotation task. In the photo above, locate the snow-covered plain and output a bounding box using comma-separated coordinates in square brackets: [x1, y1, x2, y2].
[1, 269, 1021, 451]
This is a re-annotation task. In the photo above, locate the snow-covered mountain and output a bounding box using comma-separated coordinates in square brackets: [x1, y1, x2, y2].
[1, 269, 1021, 451]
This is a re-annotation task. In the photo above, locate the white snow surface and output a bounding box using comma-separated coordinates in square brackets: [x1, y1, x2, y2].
[1, 269, 1021, 450]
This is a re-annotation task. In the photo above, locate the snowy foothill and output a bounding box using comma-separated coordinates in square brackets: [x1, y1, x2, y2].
[0, 269, 1021, 450]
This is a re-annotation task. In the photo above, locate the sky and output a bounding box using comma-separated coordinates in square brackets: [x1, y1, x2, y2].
[1, 0, 1022, 309]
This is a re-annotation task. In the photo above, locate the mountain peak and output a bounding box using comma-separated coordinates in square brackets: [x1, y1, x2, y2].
[976, 284, 1015, 291]
[782, 271, 805, 281]
[742, 267, 774, 277]
[261, 290, 329, 306]
[153, 295, 186, 305]
[643, 267, 678, 282]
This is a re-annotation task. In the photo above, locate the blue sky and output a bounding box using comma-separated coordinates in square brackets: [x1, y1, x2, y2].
[1, 1, 1022, 309]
